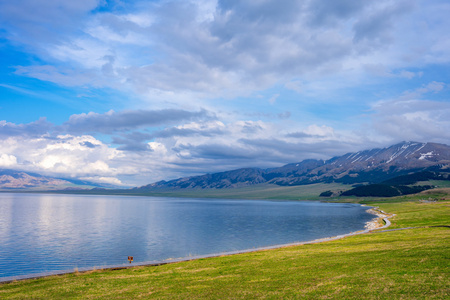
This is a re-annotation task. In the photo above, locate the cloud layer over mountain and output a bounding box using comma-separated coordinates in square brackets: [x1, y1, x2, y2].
[0, 0, 449, 185]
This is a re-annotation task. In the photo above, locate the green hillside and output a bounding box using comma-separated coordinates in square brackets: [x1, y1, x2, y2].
[127, 182, 350, 200]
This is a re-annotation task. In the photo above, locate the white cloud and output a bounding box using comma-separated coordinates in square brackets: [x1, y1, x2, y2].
[48, 38, 111, 69]
[0, 112, 419, 186]
[284, 80, 303, 93]
[120, 13, 155, 28]
[0, 154, 18, 167]
[396, 81, 447, 101]
[363, 64, 424, 79]
[79, 176, 124, 186]
[123, 119, 360, 183]
[304, 125, 336, 138]
[8, 0, 449, 105]
[399, 70, 423, 79]
[148, 142, 167, 155]
[0, 117, 354, 185]
[0, 134, 125, 181]
[14, 65, 104, 88]
[370, 98, 450, 144]
[420, 81, 445, 93]
[268, 94, 279, 104]
[1, 0, 449, 187]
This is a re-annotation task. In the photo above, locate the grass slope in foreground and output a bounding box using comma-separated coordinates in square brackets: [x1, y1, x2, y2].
[0, 191, 449, 299]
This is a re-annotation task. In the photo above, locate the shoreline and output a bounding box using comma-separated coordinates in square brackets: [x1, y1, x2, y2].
[364, 206, 392, 230]
[0, 208, 393, 284]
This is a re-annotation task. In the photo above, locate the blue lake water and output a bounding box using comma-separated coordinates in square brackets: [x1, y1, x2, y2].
[0, 193, 374, 280]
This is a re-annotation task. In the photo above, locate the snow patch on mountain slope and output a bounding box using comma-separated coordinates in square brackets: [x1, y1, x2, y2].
[419, 151, 435, 160]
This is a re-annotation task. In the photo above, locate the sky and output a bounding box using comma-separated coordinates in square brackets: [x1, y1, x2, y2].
[0, 0, 449, 187]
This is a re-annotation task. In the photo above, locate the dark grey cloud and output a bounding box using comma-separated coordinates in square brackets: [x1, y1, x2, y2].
[112, 131, 153, 152]
[285, 132, 317, 138]
[63, 109, 214, 134]
[123, 0, 428, 100]
[80, 141, 97, 148]
[112, 123, 225, 151]
[115, 141, 151, 152]
[161, 137, 365, 180]
[128, 0, 359, 95]
[174, 142, 255, 161]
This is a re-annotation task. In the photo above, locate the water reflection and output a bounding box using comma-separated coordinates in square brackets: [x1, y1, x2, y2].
[0, 193, 374, 279]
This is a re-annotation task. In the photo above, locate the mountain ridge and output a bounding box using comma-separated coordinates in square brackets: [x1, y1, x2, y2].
[136, 141, 450, 190]
[0, 169, 117, 190]
[2, 141, 449, 191]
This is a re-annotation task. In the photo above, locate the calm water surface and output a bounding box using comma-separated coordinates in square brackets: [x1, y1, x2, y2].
[0, 193, 374, 279]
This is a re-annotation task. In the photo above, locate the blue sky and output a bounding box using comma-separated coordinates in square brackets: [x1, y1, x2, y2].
[0, 0, 449, 187]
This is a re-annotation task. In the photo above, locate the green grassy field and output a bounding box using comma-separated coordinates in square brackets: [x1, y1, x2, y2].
[1, 191, 449, 299]
[125, 182, 351, 200]
[417, 180, 450, 188]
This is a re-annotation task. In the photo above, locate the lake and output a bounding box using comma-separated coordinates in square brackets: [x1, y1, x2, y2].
[0, 193, 375, 280]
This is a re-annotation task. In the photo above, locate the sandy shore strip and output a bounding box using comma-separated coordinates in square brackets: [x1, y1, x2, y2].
[364, 206, 394, 230]
[0, 208, 394, 284]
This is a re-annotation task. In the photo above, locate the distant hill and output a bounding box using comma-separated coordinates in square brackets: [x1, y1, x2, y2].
[0, 169, 113, 190]
[3, 141, 450, 195]
[136, 141, 450, 191]
[340, 184, 435, 197]
[338, 170, 448, 197]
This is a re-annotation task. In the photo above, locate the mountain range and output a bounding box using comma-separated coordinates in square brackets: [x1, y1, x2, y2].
[1, 141, 450, 194]
[136, 141, 450, 191]
[0, 169, 114, 190]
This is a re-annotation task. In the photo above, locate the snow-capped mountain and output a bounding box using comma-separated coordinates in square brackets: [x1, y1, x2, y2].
[3, 141, 449, 191]
[138, 141, 450, 189]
